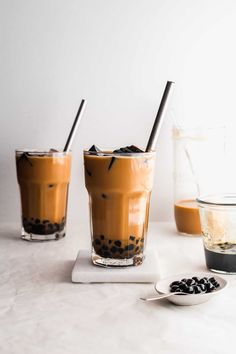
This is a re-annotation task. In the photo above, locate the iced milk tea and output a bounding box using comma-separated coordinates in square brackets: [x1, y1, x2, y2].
[84, 150, 155, 266]
[16, 150, 71, 241]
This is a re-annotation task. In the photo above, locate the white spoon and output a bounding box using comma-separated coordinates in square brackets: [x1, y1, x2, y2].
[140, 292, 189, 301]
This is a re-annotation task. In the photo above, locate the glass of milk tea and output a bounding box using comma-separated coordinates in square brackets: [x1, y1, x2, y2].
[173, 126, 225, 236]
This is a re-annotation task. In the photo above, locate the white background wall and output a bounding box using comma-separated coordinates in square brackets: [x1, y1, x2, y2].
[1, 0, 236, 226]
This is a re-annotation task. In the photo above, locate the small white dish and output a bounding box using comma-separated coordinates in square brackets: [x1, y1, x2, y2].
[154, 272, 228, 306]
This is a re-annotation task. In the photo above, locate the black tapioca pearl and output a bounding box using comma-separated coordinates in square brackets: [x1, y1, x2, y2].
[114, 240, 121, 247]
[94, 239, 101, 245]
[135, 246, 139, 252]
[125, 244, 135, 251]
[206, 283, 215, 293]
[193, 285, 202, 294]
[170, 281, 181, 287]
[118, 248, 124, 254]
[213, 281, 220, 288]
[209, 277, 216, 284]
[111, 246, 117, 253]
[199, 284, 207, 292]
[55, 223, 59, 230]
[48, 184, 54, 188]
[103, 251, 111, 258]
[186, 278, 195, 286]
[101, 194, 107, 199]
[136, 239, 139, 244]
[101, 245, 109, 251]
[129, 236, 135, 241]
[59, 223, 65, 231]
[43, 220, 50, 224]
[140, 238, 144, 243]
[62, 233, 65, 237]
[23, 217, 27, 222]
[48, 223, 53, 229]
[35, 219, 40, 224]
[192, 276, 201, 283]
[55, 233, 59, 240]
[100, 235, 105, 240]
[108, 240, 112, 244]
[31, 217, 34, 221]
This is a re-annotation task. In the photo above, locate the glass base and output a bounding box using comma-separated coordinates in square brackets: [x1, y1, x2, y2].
[204, 246, 236, 274]
[178, 231, 201, 237]
[21, 227, 66, 241]
[92, 250, 145, 267]
[207, 268, 236, 275]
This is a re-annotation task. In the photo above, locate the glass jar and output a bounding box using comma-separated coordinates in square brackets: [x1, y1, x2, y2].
[197, 194, 236, 274]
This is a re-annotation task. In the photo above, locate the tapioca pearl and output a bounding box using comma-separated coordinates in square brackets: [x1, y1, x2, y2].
[199, 284, 207, 292]
[135, 246, 139, 252]
[114, 240, 121, 247]
[111, 246, 117, 253]
[108, 240, 112, 244]
[101, 245, 109, 251]
[43, 220, 50, 224]
[129, 236, 135, 241]
[192, 276, 201, 283]
[125, 244, 134, 251]
[193, 285, 202, 294]
[118, 248, 124, 254]
[140, 238, 144, 243]
[100, 235, 105, 240]
[136, 239, 139, 244]
[35, 219, 40, 224]
[94, 239, 101, 245]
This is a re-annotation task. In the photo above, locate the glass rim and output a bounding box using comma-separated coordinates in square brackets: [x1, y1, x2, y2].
[83, 150, 155, 157]
[172, 125, 226, 140]
[15, 149, 71, 157]
[197, 194, 236, 207]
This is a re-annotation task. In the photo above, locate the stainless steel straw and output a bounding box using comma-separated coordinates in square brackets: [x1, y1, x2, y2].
[146, 81, 174, 152]
[64, 99, 87, 152]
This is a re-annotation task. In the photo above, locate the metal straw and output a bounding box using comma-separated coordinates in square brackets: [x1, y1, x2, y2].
[146, 81, 174, 152]
[64, 99, 87, 152]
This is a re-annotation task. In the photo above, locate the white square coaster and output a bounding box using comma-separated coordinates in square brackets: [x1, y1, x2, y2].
[71, 249, 161, 283]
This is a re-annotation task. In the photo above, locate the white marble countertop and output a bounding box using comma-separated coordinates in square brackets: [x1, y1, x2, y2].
[0, 222, 235, 354]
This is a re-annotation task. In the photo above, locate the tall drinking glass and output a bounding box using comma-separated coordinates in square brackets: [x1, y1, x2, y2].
[16, 150, 71, 241]
[84, 150, 155, 266]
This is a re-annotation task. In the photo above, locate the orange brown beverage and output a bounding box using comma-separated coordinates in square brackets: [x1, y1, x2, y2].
[174, 199, 201, 235]
[16, 150, 71, 241]
[84, 148, 155, 266]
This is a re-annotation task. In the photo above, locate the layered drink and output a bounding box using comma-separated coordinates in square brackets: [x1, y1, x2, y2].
[197, 194, 236, 274]
[84, 145, 155, 266]
[16, 150, 71, 241]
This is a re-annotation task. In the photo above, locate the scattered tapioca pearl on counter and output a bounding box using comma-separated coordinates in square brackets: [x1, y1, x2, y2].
[169, 276, 220, 294]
